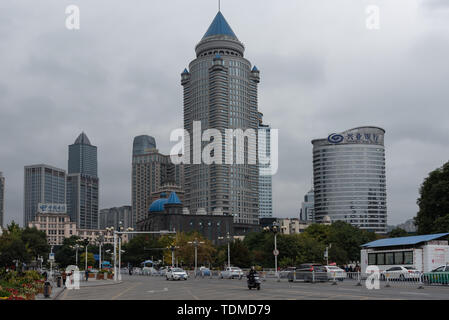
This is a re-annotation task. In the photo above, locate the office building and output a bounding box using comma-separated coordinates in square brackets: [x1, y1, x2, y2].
[67, 132, 99, 229]
[300, 189, 315, 222]
[181, 11, 260, 228]
[312, 126, 387, 233]
[132, 136, 184, 227]
[23, 164, 66, 226]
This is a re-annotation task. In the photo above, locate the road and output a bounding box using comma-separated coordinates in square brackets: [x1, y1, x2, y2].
[57, 274, 449, 300]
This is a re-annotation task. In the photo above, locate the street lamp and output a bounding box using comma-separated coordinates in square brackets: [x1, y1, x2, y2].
[188, 238, 205, 278]
[264, 222, 280, 279]
[117, 222, 134, 281]
[83, 238, 89, 271]
[70, 243, 83, 267]
[218, 232, 232, 269]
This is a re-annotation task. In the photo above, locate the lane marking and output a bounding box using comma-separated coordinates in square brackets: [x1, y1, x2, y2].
[110, 282, 142, 300]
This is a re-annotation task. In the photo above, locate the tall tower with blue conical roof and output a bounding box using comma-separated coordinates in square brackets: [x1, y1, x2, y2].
[181, 11, 260, 229]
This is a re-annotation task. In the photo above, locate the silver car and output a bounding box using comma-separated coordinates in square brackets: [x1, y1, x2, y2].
[220, 267, 244, 279]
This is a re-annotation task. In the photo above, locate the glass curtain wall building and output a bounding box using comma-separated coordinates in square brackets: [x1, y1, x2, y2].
[311, 127, 387, 233]
[23, 165, 66, 226]
[181, 11, 260, 225]
[67, 132, 99, 229]
[258, 114, 273, 218]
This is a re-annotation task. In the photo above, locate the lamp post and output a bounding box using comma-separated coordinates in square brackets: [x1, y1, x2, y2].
[218, 232, 232, 268]
[97, 232, 106, 270]
[188, 238, 205, 278]
[83, 239, 89, 271]
[117, 222, 133, 281]
[70, 243, 83, 268]
[264, 222, 280, 279]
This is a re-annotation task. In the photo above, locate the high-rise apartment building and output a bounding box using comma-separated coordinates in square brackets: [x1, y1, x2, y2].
[258, 114, 272, 218]
[23, 165, 66, 226]
[0, 172, 4, 228]
[181, 11, 260, 226]
[132, 136, 183, 227]
[67, 132, 99, 229]
[312, 127, 387, 233]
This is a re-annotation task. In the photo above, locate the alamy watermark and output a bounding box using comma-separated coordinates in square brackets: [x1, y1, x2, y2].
[169, 121, 279, 176]
[65, 265, 80, 290]
[65, 5, 80, 30]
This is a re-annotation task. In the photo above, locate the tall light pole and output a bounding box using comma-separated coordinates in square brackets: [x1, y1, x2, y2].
[84, 239, 89, 271]
[264, 222, 280, 278]
[188, 238, 205, 277]
[117, 222, 133, 281]
[218, 232, 232, 268]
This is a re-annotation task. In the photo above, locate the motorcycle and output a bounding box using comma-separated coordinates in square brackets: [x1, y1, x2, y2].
[247, 273, 261, 290]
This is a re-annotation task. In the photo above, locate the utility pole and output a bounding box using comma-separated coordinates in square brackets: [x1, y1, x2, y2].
[218, 232, 232, 268]
[188, 238, 205, 277]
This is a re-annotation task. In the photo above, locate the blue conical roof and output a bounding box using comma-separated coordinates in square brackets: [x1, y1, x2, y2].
[167, 192, 182, 205]
[203, 12, 238, 40]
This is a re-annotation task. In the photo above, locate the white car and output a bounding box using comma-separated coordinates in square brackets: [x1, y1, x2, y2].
[323, 266, 347, 281]
[381, 266, 421, 281]
[220, 267, 244, 279]
[166, 267, 188, 281]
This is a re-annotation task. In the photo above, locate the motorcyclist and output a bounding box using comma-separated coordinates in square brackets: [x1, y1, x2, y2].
[247, 266, 257, 281]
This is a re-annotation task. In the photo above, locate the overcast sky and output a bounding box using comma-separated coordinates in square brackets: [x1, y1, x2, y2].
[1, 0, 448, 227]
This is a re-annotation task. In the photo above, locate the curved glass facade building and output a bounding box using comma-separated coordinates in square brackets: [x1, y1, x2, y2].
[311, 127, 387, 233]
[133, 135, 157, 156]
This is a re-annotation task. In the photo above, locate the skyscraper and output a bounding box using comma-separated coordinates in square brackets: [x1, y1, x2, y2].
[133, 135, 157, 157]
[132, 136, 183, 227]
[23, 164, 66, 226]
[300, 189, 315, 222]
[0, 172, 4, 228]
[258, 114, 272, 219]
[67, 132, 99, 229]
[181, 11, 260, 227]
[312, 127, 387, 233]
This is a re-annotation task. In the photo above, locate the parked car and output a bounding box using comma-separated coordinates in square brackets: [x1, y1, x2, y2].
[280, 267, 296, 279]
[381, 266, 421, 281]
[287, 264, 327, 282]
[220, 267, 244, 279]
[196, 266, 211, 277]
[323, 266, 347, 281]
[166, 267, 188, 281]
[423, 265, 449, 284]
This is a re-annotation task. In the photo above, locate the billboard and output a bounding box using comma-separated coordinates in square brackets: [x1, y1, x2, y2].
[38, 203, 67, 214]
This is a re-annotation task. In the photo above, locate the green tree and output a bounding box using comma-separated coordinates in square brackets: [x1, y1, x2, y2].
[21, 227, 50, 261]
[0, 222, 29, 268]
[415, 161, 449, 234]
[80, 252, 96, 269]
[389, 227, 409, 238]
[55, 236, 81, 268]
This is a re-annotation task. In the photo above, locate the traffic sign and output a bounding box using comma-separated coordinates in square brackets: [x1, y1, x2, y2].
[49, 253, 55, 261]
[273, 249, 279, 256]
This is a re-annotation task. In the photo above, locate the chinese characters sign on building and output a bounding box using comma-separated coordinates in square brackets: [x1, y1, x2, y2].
[38, 203, 67, 214]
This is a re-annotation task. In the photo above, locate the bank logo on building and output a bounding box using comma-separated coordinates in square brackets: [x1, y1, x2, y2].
[327, 134, 344, 144]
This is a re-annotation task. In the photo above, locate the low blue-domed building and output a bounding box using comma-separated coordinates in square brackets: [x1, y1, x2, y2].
[137, 192, 234, 244]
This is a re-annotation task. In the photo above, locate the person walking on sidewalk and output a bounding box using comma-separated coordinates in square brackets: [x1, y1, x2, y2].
[85, 269, 89, 282]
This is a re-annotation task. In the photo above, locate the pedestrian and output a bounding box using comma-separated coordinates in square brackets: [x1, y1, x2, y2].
[85, 269, 89, 282]
[62, 271, 67, 285]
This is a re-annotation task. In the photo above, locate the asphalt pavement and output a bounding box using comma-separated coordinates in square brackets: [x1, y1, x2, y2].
[57, 274, 449, 300]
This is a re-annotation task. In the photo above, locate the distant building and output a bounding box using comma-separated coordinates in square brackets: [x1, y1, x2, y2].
[24, 164, 66, 227]
[278, 218, 310, 235]
[99, 206, 132, 230]
[258, 114, 273, 219]
[67, 133, 99, 229]
[132, 136, 183, 228]
[133, 135, 157, 157]
[137, 192, 234, 245]
[395, 219, 417, 233]
[300, 189, 315, 222]
[0, 172, 4, 228]
[28, 212, 128, 246]
[312, 127, 387, 233]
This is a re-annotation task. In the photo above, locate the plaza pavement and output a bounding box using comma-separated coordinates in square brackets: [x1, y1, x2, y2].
[57, 274, 449, 300]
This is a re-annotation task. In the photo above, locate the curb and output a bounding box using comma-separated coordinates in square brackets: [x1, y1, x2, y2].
[53, 287, 66, 300]
[79, 281, 123, 288]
